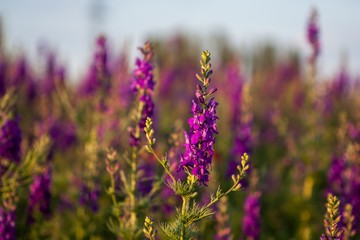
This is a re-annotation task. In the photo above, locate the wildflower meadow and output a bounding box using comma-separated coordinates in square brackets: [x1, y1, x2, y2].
[0, 8, 359, 240]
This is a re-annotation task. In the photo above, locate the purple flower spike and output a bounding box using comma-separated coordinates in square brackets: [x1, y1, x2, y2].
[131, 59, 155, 93]
[129, 42, 155, 146]
[0, 207, 16, 240]
[307, 8, 320, 64]
[0, 119, 22, 164]
[180, 51, 218, 186]
[79, 35, 110, 96]
[242, 192, 261, 240]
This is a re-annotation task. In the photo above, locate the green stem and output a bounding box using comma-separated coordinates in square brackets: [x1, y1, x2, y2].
[128, 88, 147, 233]
[180, 196, 189, 240]
[147, 146, 176, 184]
[204, 180, 241, 210]
[109, 174, 122, 227]
[129, 145, 138, 234]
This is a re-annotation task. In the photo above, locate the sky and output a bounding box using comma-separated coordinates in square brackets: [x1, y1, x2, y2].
[1, 0, 360, 80]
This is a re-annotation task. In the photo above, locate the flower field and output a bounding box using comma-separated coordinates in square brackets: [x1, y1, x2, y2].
[0, 9, 359, 240]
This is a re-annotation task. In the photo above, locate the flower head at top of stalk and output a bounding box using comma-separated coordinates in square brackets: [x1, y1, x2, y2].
[131, 42, 155, 93]
[79, 35, 110, 96]
[320, 193, 344, 240]
[180, 50, 219, 186]
[307, 8, 320, 64]
[129, 42, 156, 147]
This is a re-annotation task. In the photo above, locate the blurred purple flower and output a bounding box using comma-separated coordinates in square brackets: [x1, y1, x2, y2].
[348, 123, 360, 142]
[227, 120, 252, 178]
[41, 52, 57, 96]
[79, 182, 101, 212]
[242, 192, 261, 240]
[38, 116, 77, 158]
[95, 36, 109, 76]
[129, 42, 155, 146]
[110, 53, 132, 109]
[327, 155, 345, 195]
[28, 166, 52, 223]
[9, 56, 37, 101]
[137, 160, 155, 196]
[326, 153, 360, 234]
[225, 64, 253, 178]
[226, 63, 243, 130]
[0, 119, 22, 164]
[12, 56, 27, 87]
[48, 119, 76, 152]
[346, 164, 360, 234]
[158, 69, 177, 99]
[233, 123, 252, 157]
[79, 35, 111, 96]
[0, 207, 16, 240]
[159, 183, 177, 216]
[307, 9, 320, 63]
[128, 128, 141, 147]
[324, 69, 350, 115]
[131, 58, 155, 93]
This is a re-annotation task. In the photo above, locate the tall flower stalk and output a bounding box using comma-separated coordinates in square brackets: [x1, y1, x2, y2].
[179, 50, 218, 186]
[128, 41, 155, 232]
[144, 50, 250, 240]
[129, 41, 155, 146]
[106, 42, 157, 239]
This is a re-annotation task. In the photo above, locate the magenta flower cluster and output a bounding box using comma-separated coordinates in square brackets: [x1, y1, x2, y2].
[181, 98, 218, 185]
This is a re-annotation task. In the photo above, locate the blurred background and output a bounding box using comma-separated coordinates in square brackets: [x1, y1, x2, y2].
[1, 1, 360, 239]
[1, 0, 360, 80]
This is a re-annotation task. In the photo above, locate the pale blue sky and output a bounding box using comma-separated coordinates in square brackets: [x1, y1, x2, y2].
[1, 0, 359, 80]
